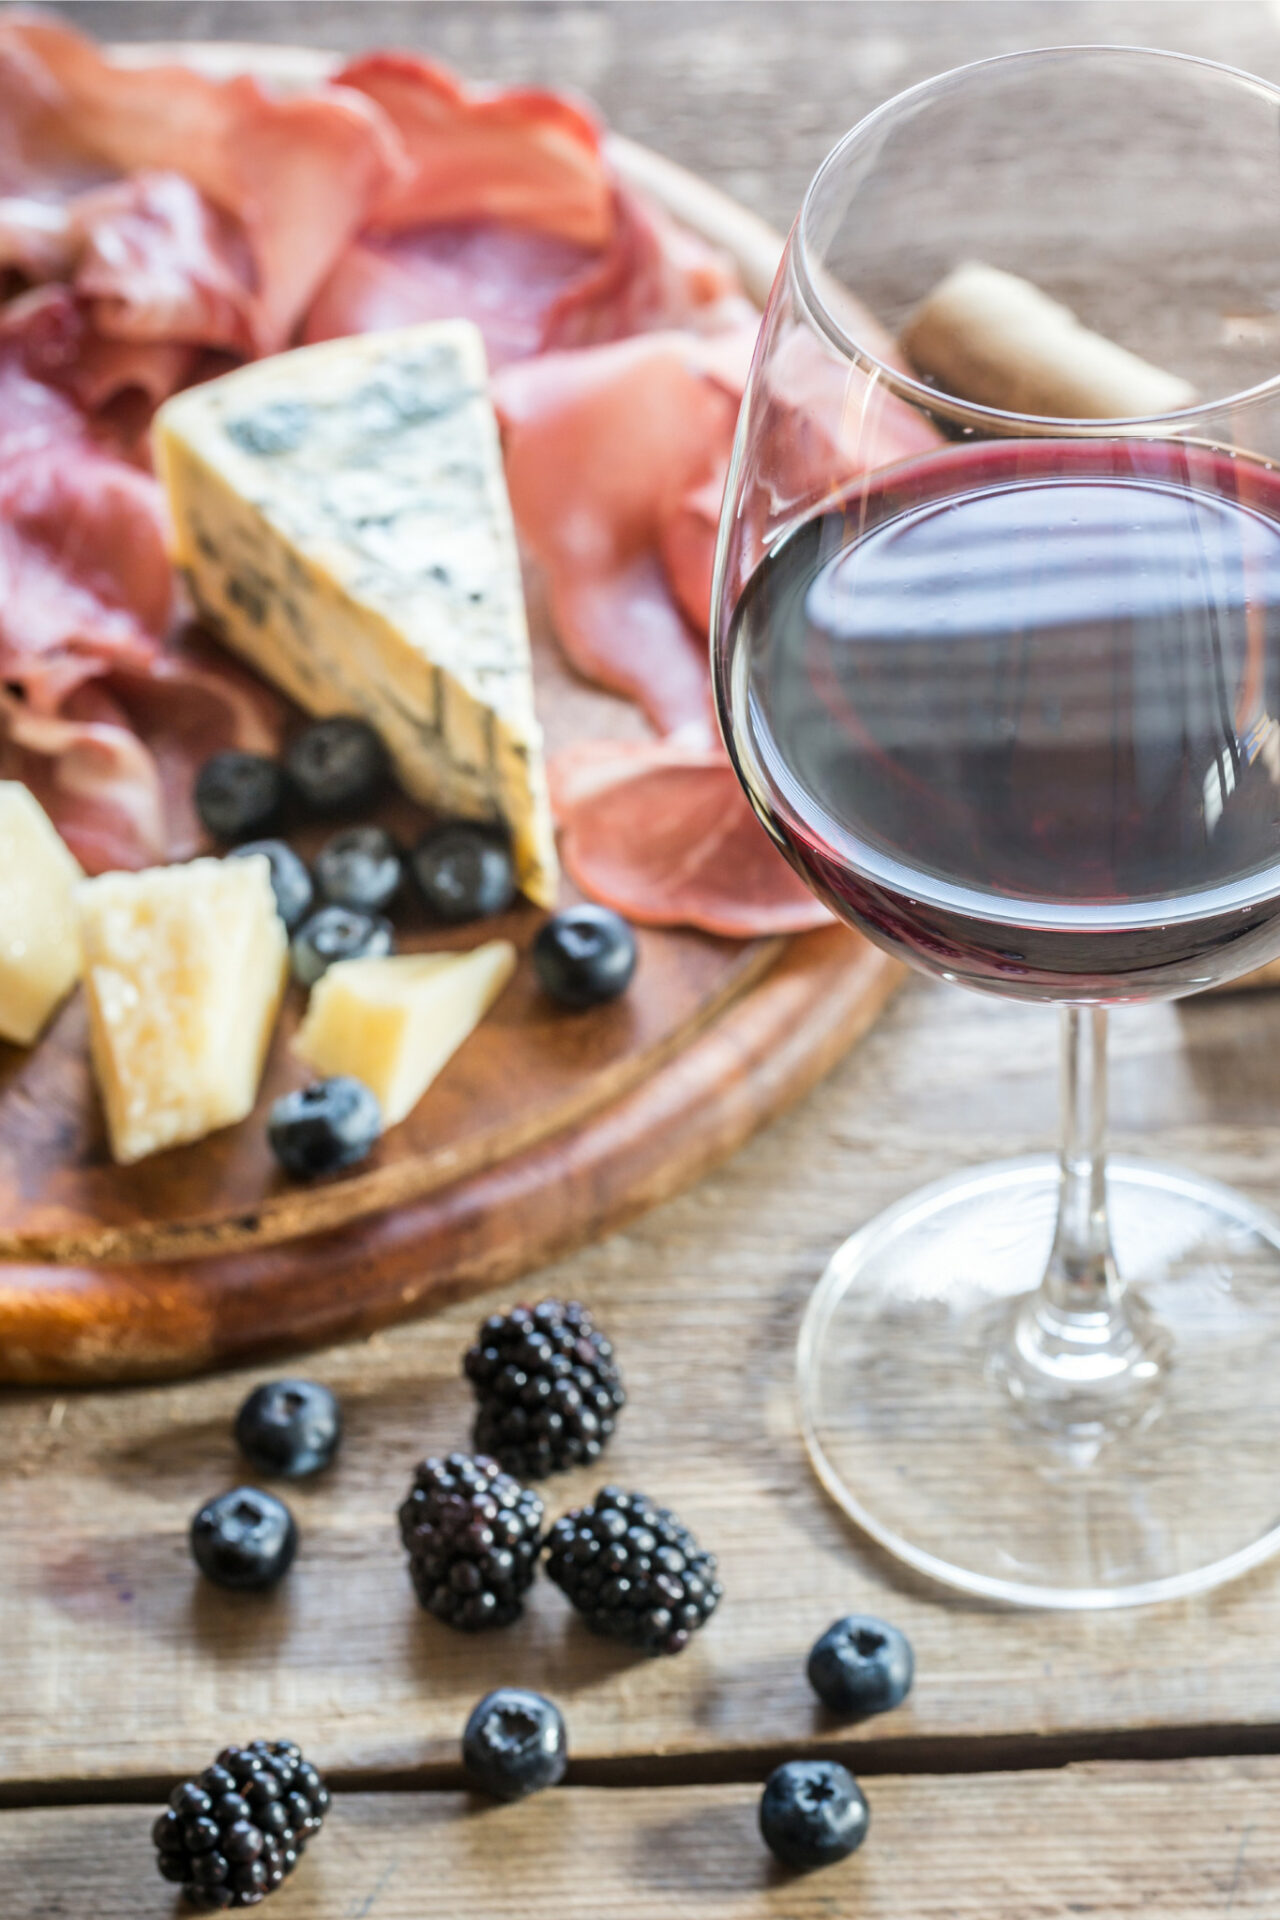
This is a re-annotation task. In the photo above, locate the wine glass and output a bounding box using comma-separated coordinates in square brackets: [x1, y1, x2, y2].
[712, 45, 1280, 1607]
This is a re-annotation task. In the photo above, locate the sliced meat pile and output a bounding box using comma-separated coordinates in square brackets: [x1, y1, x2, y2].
[0, 13, 400, 866]
[304, 52, 750, 366]
[0, 19, 930, 930]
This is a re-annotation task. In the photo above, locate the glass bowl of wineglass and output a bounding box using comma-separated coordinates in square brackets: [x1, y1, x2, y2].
[713, 45, 1280, 1607]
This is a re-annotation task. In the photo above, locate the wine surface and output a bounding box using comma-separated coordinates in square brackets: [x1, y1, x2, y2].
[724, 439, 1280, 999]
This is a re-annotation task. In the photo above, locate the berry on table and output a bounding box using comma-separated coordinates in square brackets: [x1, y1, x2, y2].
[313, 825, 402, 914]
[290, 905, 393, 987]
[195, 752, 287, 842]
[411, 822, 516, 922]
[267, 1078, 382, 1179]
[228, 840, 313, 932]
[189, 1488, 298, 1591]
[758, 1759, 869, 1872]
[533, 905, 637, 1009]
[543, 1488, 722, 1655]
[461, 1688, 568, 1801]
[807, 1615, 914, 1719]
[235, 1381, 343, 1479]
[398, 1452, 543, 1631]
[465, 1299, 625, 1478]
[286, 716, 388, 816]
[152, 1739, 329, 1908]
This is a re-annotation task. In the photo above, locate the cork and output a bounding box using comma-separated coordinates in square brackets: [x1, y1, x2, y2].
[901, 261, 1197, 420]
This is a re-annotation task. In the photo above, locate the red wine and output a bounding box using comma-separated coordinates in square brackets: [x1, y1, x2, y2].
[721, 439, 1280, 1001]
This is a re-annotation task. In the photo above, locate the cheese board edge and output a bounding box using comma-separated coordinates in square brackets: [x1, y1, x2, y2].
[0, 37, 907, 1382]
[0, 927, 900, 1384]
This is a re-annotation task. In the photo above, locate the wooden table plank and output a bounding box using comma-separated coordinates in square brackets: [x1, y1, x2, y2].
[7, 981, 1280, 1786]
[3, 1759, 1276, 1917]
[6, 0, 1280, 1832]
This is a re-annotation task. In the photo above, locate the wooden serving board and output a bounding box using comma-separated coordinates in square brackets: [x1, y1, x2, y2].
[0, 43, 901, 1385]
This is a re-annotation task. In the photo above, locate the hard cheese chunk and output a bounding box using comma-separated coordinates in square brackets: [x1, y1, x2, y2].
[0, 782, 82, 1045]
[293, 943, 516, 1128]
[78, 856, 287, 1165]
[155, 320, 558, 909]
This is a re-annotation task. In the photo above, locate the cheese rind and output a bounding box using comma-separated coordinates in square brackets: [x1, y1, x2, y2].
[78, 856, 287, 1165]
[154, 321, 558, 909]
[292, 942, 516, 1127]
[0, 783, 82, 1045]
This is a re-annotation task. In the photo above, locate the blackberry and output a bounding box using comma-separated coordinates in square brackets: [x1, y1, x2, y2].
[398, 1452, 543, 1631]
[152, 1739, 330, 1908]
[465, 1299, 625, 1478]
[543, 1488, 722, 1655]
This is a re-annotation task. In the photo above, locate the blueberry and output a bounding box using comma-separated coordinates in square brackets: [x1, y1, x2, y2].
[461, 1688, 568, 1801]
[412, 823, 516, 922]
[759, 1759, 869, 1872]
[228, 839, 314, 931]
[195, 752, 287, 841]
[807, 1615, 914, 1719]
[313, 825, 402, 914]
[286, 716, 388, 816]
[290, 905, 392, 987]
[533, 905, 637, 1009]
[235, 1379, 343, 1478]
[189, 1487, 298, 1591]
[267, 1077, 382, 1179]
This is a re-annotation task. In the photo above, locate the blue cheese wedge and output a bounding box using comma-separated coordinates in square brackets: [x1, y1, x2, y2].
[154, 321, 557, 909]
[78, 856, 287, 1165]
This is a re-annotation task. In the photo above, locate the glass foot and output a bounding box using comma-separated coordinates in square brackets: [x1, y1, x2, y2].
[798, 1156, 1280, 1608]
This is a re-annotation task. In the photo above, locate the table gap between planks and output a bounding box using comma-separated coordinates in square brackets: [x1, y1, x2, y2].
[9, 2, 1280, 1914]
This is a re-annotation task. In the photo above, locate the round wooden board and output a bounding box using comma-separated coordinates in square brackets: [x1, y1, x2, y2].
[0, 41, 903, 1384]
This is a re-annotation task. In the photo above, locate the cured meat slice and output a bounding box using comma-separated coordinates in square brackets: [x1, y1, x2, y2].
[0, 441, 173, 706]
[72, 171, 254, 352]
[541, 186, 751, 349]
[0, 432, 280, 871]
[303, 221, 602, 366]
[1, 284, 202, 416]
[551, 739, 832, 938]
[304, 183, 747, 368]
[0, 15, 403, 352]
[337, 51, 612, 246]
[0, 689, 170, 875]
[494, 327, 757, 737]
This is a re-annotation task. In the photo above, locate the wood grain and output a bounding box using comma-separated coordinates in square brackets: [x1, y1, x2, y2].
[7, 980, 1280, 1787]
[3, 1760, 1277, 1917]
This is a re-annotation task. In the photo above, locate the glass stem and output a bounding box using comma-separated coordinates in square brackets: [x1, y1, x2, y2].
[1000, 1007, 1166, 1431]
[1042, 1007, 1120, 1320]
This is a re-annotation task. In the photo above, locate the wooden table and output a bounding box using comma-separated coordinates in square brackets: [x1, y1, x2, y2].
[8, 2, 1280, 1913]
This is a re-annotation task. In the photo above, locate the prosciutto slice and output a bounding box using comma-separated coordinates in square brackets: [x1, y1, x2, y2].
[494, 327, 756, 737]
[0, 14, 403, 353]
[304, 220, 603, 366]
[550, 739, 831, 938]
[0, 429, 279, 871]
[336, 51, 612, 246]
[308, 52, 745, 367]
